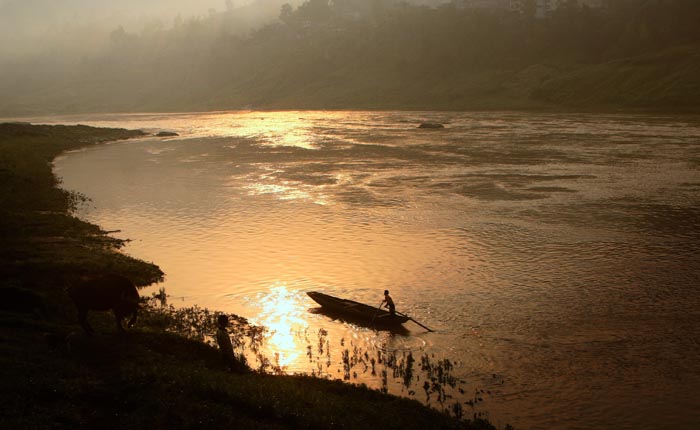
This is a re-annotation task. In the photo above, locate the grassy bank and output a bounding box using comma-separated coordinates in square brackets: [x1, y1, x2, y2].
[0, 122, 496, 429]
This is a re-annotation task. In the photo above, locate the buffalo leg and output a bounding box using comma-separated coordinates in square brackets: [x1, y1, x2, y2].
[126, 309, 138, 328]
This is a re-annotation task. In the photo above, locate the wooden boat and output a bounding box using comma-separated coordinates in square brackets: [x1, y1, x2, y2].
[307, 291, 410, 326]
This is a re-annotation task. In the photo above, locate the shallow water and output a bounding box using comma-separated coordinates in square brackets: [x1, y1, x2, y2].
[43, 110, 700, 429]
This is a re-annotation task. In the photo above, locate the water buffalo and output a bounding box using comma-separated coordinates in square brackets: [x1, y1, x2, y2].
[68, 274, 140, 334]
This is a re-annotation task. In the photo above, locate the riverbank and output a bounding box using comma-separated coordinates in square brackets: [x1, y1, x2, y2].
[0, 122, 495, 429]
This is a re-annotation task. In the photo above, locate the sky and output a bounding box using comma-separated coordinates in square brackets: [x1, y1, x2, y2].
[0, 0, 243, 56]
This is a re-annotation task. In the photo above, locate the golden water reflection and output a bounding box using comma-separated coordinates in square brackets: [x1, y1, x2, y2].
[244, 181, 330, 205]
[246, 284, 431, 381]
[216, 111, 322, 150]
[251, 284, 309, 368]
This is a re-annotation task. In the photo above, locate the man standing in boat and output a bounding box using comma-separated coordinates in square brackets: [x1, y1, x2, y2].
[381, 290, 396, 316]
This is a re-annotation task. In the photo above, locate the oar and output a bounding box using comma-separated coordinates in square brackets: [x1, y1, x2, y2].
[370, 302, 383, 324]
[397, 311, 434, 332]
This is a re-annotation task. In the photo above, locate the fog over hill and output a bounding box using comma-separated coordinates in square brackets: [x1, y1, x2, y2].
[0, 0, 293, 57]
[1, 0, 699, 114]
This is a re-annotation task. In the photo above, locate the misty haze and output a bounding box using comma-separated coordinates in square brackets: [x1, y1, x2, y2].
[1, 1, 699, 430]
[2, 0, 699, 114]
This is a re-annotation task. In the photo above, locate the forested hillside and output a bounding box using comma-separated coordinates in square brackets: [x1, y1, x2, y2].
[2, 0, 699, 114]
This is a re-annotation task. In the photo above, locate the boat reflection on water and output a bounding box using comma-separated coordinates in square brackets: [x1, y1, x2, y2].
[308, 306, 411, 335]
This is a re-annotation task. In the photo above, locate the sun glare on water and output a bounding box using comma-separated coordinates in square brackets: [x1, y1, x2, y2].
[209, 111, 322, 150]
[251, 284, 310, 368]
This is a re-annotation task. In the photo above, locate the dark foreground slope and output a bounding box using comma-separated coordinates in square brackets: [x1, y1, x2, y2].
[0, 123, 493, 430]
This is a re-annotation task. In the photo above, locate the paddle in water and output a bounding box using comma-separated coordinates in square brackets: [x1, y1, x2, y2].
[397, 311, 434, 332]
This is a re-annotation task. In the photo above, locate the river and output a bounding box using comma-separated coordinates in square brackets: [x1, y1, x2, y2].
[37, 110, 700, 429]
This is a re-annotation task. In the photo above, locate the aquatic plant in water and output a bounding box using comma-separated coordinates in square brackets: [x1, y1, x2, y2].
[140, 291, 495, 422]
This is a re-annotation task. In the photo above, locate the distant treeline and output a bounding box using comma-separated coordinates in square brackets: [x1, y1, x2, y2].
[3, 0, 700, 113]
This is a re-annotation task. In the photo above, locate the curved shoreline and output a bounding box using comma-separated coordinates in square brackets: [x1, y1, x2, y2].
[0, 122, 496, 429]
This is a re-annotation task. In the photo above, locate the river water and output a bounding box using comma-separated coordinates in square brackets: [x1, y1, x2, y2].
[43, 110, 700, 429]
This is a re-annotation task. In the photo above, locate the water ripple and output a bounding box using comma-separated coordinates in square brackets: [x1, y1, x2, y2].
[53, 110, 700, 430]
